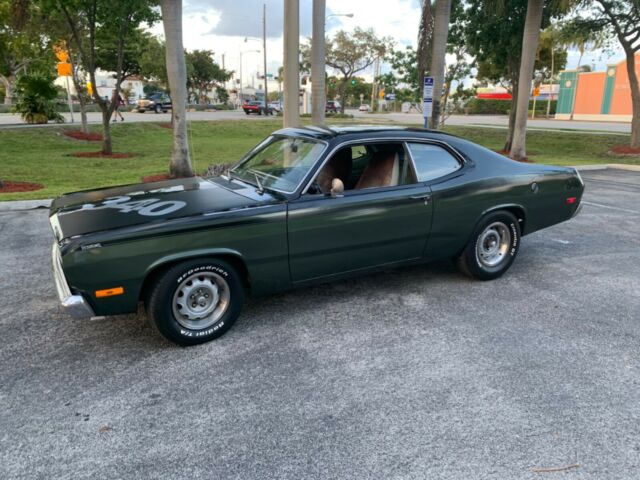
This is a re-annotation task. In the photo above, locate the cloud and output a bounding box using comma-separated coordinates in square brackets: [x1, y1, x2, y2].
[184, 0, 314, 39]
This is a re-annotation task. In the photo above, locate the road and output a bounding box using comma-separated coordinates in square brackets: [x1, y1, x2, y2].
[0, 109, 632, 134]
[1, 170, 639, 479]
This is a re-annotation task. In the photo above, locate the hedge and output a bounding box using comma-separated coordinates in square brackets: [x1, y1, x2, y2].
[464, 98, 557, 115]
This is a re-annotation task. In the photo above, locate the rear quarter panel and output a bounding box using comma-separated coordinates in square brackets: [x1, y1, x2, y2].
[425, 137, 581, 260]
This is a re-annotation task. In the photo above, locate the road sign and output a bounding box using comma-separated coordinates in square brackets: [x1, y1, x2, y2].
[423, 76, 434, 118]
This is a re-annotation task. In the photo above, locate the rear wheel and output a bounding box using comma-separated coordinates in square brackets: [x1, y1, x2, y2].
[147, 258, 245, 345]
[456, 211, 520, 280]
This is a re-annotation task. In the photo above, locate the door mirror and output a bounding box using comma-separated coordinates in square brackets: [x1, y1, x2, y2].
[330, 178, 344, 198]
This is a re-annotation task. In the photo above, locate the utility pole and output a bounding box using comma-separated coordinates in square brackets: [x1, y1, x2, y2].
[283, 0, 300, 127]
[263, 4, 269, 115]
[311, 0, 326, 124]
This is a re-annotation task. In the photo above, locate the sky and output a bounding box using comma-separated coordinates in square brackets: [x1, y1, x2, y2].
[148, 0, 627, 90]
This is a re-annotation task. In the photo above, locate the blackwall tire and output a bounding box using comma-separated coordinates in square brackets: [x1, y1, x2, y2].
[456, 210, 521, 281]
[147, 258, 245, 345]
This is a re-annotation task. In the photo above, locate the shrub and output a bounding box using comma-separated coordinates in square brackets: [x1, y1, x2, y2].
[463, 98, 557, 115]
[13, 74, 64, 124]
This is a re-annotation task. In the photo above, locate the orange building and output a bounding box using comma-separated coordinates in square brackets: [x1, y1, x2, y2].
[556, 54, 639, 122]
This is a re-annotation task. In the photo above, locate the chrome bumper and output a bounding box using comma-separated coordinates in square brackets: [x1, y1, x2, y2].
[51, 243, 95, 318]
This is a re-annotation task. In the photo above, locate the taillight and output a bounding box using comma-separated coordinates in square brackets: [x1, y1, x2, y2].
[566, 197, 577, 205]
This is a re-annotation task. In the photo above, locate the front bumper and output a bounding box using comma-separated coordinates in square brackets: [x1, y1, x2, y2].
[51, 243, 95, 319]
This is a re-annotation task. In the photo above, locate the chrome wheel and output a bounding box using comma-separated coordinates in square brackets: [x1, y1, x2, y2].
[475, 221, 511, 268]
[172, 272, 230, 330]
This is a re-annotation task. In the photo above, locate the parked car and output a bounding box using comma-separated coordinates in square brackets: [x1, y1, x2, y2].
[137, 93, 171, 113]
[359, 104, 371, 112]
[268, 101, 283, 113]
[49, 126, 584, 345]
[242, 100, 272, 115]
[325, 101, 341, 113]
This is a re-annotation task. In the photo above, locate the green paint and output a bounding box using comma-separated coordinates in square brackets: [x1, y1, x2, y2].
[601, 65, 617, 114]
[557, 71, 577, 114]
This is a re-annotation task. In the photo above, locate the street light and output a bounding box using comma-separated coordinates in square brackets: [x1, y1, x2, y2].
[326, 13, 354, 20]
[239, 49, 260, 105]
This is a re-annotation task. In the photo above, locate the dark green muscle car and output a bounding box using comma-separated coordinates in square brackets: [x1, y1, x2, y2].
[50, 126, 584, 345]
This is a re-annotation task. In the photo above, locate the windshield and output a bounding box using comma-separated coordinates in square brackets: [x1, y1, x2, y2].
[230, 136, 325, 193]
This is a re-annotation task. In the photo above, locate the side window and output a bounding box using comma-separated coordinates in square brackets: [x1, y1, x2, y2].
[310, 142, 418, 194]
[408, 143, 461, 182]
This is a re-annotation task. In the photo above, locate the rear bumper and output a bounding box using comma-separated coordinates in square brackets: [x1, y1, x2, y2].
[51, 243, 95, 319]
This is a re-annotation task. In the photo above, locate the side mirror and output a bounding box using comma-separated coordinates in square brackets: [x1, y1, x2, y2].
[330, 178, 344, 198]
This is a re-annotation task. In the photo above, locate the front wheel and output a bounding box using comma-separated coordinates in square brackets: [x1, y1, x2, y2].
[147, 258, 245, 345]
[456, 211, 521, 280]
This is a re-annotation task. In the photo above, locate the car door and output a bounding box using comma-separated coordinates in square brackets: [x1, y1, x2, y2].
[287, 141, 433, 283]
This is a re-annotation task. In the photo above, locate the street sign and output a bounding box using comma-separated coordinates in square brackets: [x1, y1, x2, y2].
[423, 76, 434, 118]
[385, 93, 396, 101]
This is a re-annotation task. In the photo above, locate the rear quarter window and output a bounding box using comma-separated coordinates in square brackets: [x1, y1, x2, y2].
[408, 143, 461, 182]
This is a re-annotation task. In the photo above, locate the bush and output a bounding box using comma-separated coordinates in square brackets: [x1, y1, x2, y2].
[13, 74, 64, 124]
[464, 97, 557, 115]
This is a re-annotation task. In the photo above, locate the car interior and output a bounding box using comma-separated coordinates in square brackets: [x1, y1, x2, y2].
[309, 142, 417, 195]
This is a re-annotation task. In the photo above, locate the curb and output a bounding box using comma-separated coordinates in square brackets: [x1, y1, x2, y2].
[575, 164, 640, 172]
[0, 199, 52, 212]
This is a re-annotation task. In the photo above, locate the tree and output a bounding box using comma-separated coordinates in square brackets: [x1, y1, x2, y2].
[591, 0, 640, 147]
[303, 28, 390, 113]
[139, 35, 169, 87]
[185, 49, 231, 104]
[0, 0, 52, 105]
[51, 0, 158, 154]
[161, 0, 192, 177]
[429, 0, 453, 129]
[416, 0, 434, 93]
[510, 0, 545, 161]
[537, 24, 569, 117]
[464, 0, 556, 151]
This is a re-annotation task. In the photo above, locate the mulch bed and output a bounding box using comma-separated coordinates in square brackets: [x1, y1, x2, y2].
[0, 180, 44, 193]
[158, 123, 172, 129]
[63, 130, 103, 141]
[71, 151, 135, 158]
[494, 149, 534, 163]
[609, 145, 640, 156]
[141, 173, 173, 183]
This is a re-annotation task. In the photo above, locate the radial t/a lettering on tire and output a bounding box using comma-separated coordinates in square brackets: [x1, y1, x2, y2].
[147, 258, 245, 345]
[456, 210, 521, 280]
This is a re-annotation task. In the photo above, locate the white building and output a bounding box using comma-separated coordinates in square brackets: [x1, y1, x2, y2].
[54, 71, 145, 103]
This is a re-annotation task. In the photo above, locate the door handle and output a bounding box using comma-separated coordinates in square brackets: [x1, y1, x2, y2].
[410, 194, 431, 204]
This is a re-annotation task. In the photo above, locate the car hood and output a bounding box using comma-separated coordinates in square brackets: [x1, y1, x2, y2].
[49, 177, 266, 241]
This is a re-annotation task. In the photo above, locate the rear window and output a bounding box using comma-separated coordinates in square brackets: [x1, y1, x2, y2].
[407, 143, 461, 182]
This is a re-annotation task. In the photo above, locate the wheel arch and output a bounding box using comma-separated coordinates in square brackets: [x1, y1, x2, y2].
[139, 249, 251, 304]
[481, 203, 527, 235]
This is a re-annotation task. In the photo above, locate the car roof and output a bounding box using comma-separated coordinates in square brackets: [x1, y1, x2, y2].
[273, 125, 458, 142]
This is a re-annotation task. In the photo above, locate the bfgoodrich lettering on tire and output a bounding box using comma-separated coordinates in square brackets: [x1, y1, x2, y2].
[147, 258, 245, 345]
[456, 210, 521, 280]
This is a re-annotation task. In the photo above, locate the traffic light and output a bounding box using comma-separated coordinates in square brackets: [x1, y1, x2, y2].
[351, 79, 356, 85]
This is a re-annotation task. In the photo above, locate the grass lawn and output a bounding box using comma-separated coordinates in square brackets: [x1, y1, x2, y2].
[0, 120, 637, 201]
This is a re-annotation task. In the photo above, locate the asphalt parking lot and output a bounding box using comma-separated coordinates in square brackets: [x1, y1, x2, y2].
[1, 169, 639, 479]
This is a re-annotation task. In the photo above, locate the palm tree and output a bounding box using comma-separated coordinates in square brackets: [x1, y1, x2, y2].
[417, 0, 433, 98]
[160, 0, 193, 177]
[509, 0, 545, 161]
[429, 0, 452, 129]
[311, 0, 326, 124]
